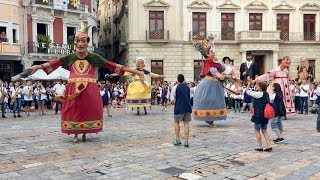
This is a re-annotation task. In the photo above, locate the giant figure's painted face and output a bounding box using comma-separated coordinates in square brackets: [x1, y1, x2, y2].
[74, 32, 88, 52]
[136, 59, 145, 69]
[281, 57, 291, 68]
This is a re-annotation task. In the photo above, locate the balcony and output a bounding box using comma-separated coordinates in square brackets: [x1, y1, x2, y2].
[280, 32, 320, 42]
[189, 31, 239, 43]
[0, 43, 21, 56]
[33, 0, 53, 6]
[146, 30, 169, 43]
[31, 0, 85, 12]
[238, 31, 281, 43]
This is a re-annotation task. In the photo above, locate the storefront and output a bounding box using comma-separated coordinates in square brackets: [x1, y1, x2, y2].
[0, 60, 23, 82]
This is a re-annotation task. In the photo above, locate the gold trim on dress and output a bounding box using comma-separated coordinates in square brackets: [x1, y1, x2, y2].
[74, 60, 90, 74]
[192, 108, 227, 118]
[44, 62, 53, 73]
[68, 78, 97, 83]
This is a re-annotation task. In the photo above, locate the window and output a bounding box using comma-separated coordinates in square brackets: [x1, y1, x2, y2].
[13, 29, 17, 43]
[192, 12, 206, 37]
[0, 26, 8, 43]
[309, 59, 315, 76]
[67, 27, 76, 44]
[151, 60, 163, 82]
[149, 11, 164, 39]
[221, 13, 235, 40]
[194, 60, 203, 82]
[37, 23, 48, 36]
[304, 14, 316, 40]
[249, 13, 262, 30]
[277, 14, 289, 40]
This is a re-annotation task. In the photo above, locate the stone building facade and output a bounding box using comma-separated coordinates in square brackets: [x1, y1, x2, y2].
[0, 0, 99, 81]
[21, 0, 99, 69]
[98, 0, 320, 83]
[0, 0, 24, 81]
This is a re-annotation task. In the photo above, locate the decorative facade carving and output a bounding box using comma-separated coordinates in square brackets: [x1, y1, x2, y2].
[187, 0, 212, 10]
[143, 0, 170, 10]
[299, 3, 320, 11]
[272, 0, 295, 11]
[32, 8, 54, 22]
[239, 43, 279, 52]
[63, 13, 81, 26]
[217, 0, 240, 11]
[245, 0, 268, 11]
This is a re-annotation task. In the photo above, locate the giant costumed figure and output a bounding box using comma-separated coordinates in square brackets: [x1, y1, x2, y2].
[12, 21, 143, 142]
[192, 35, 229, 125]
[255, 56, 295, 114]
[113, 57, 165, 115]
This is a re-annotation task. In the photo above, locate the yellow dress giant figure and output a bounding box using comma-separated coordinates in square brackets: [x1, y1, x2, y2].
[124, 57, 164, 115]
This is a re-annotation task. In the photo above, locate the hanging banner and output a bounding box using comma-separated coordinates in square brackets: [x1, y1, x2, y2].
[54, 0, 68, 11]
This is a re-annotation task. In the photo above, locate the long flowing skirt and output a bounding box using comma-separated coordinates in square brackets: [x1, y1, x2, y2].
[192, 78, 227, 121]
[267, 78, 295, 113]
[61, 82, 103, 134]
[126, 81, 151, 108]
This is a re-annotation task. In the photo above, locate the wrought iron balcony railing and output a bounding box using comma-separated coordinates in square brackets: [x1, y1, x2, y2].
[146, 30, 169, 42]
[32, 0, 85, 11]
[33, 0, 53, 6]
[280, 32, 320, 42]
[189, 31, 239, 42]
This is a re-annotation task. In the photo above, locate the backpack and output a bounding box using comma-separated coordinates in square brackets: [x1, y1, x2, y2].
[252, 92, 275, 119]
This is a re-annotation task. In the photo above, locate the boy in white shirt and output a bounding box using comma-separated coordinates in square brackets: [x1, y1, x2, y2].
[299, 80, 309, 115]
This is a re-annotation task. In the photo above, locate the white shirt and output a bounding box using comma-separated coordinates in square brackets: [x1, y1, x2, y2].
[22, 86, 34, 101]
[100, 90, 105, 96]
[247, 61, 252, 68]
[246, 89, 264, 99]
[316, 86, 320, 96]
[0, 85, 8, 103]
[170, 84, 177, 104]
[53, 84, 66, 96]
[34, 87, 47, 100]
[300, 84, 310, 97]
[10, 86, 22, 98]
[310, 89, 317, 100]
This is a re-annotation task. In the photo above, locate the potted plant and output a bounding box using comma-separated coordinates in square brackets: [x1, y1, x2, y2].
[37, 34, 51, 53]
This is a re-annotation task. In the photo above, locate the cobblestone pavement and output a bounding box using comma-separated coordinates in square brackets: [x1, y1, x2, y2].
[0, 105, 320, 180]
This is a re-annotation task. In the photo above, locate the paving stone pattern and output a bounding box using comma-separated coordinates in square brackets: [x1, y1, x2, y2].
[0, 106, 320, 180]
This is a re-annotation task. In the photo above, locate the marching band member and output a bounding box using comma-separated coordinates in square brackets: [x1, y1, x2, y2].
[22, 81, 33, 116]
[10, 81, 22, 118]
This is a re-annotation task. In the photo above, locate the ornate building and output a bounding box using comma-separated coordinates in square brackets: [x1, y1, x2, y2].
[21, 0, 99, 69]
[0, 0, 24, 82]
[98, 0, 320, 82]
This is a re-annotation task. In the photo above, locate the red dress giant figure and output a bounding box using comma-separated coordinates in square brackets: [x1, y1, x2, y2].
[23, 21, 142, 142]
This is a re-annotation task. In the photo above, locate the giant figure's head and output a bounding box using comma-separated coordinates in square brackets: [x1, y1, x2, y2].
[74, 21, 90, 52]
[281, 56, 291, 68]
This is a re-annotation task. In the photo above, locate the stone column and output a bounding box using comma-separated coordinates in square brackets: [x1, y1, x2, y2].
[242, 51, 247, 63]
[22, 55, 33, 69]
[273, 51, 279, 69]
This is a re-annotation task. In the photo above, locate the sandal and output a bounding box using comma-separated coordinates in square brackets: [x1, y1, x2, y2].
[255, 148, 263, 151]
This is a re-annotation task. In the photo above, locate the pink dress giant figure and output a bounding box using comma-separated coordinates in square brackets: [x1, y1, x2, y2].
[255, 56, 295, 113]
